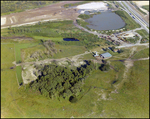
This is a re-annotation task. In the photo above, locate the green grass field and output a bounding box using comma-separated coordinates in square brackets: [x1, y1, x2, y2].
[142, 5, 149, 12]
[14, 43, 39, 63]
[32, 36, 63, 41]
[136, 29, 149, 43]
[1, 12, 149, 118]
[79, 53, 95, 60]
[1, 44, 15, 64]
[16, 66, 23, 85]
[1, 42, 149, 118]
[114, 10, 141, 30]
[137, 7, 147, 15]
[20, 43, 87, 62]
[131, 48, 149, 59]
[53, 44, 87, 59]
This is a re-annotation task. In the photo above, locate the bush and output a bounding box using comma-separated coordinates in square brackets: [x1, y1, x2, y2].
[118, 49, 123, 53]
[99, 64, 110, 71]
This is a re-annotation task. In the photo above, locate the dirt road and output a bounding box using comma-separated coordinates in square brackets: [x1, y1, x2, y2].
[1, 1, 83, 29]
[15, 51, 91, 66]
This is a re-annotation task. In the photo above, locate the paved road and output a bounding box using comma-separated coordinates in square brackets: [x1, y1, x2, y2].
[118, 1, 149, 34]
[125, 1, 149, 26]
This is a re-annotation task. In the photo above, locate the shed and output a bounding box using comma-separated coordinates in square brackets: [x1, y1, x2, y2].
[100, 52, 112, 59]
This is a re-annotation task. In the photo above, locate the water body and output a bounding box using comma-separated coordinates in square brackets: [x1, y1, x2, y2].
[63, 38, 79, 41]
[85, 10, 125, 30]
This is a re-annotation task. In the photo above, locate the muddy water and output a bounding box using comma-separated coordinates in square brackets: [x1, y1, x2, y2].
[85, 10, 125, 30]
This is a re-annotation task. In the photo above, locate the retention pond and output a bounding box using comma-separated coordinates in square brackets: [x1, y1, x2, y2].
[85, 10, 125, 30]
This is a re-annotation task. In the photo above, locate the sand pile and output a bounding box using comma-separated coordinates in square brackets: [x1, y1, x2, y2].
[76, 2, 108, 10]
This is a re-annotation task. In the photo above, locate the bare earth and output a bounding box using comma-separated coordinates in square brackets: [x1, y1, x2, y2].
[132, 1, 149, 6]
[1, 1, 84, 28]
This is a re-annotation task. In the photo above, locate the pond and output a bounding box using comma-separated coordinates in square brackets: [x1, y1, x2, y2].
[63, 38, 79, 41]
[85, 10, 125, 30]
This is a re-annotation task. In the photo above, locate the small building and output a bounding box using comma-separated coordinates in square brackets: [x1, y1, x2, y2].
[100, 52, 112, 59]
[94, 52, 99, 57]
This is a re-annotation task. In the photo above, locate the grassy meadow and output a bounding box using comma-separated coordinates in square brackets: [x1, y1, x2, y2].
[14, 43, 39, 63]
[16, 66, 23, 85]
[2, 59, 149, 118]
[142, 5, 149, 12]
[114, 10, 141, 30]
[1, 17, 149, 118]
[131, 48, 149, 59]
[136, 29, 149, 43]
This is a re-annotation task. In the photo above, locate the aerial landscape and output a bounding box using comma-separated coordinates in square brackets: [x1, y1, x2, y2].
[1, 1, 149, 118]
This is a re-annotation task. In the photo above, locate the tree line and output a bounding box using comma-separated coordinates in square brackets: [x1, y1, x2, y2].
[28, 61, 96, 101]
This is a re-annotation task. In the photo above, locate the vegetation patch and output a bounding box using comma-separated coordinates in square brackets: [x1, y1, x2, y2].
[21, 40, 87, 62]
[15, 43, 39, 63]
[28, 61, 95, 101]
[141, 5, 149, 12]
[1, 1, 58, 15]
[16, 66, 23, 85]
[76, 19, 91, 30]
[125, 35, 139, 43]
[78, 12, 101, 20]
[7, 20, 104, 49]
[131, 48, 149, 59]
[63, 1, 91, 8]
[136, 29, 149, 43]
[32, 36, 63, 42]
[1, 44, 15, 63]
[114, 10, 141, 30]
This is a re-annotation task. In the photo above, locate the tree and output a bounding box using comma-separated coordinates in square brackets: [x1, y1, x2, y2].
[111, 46, 115, 51]
[100, 64, 110, 71]
[102, 60, 107, 64]
[118, 49, 123, 53]
[41, 88, 49, 97]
